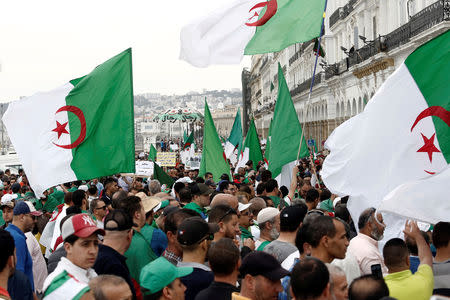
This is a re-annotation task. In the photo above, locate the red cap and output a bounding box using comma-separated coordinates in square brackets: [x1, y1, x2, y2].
[61, 213, 105, 240]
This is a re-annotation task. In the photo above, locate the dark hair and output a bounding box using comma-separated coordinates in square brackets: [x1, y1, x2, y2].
[291, 257, 329, 299]
[295, 222, 310, 255]
[72, 190, 86, 208]
[260, 170, 272, 182]
[279, 186, 289, 198]
[208, 238, 240, 276]
[0, 229, 15, 271]
[265, 179, 278, 193]
[320, 189, 331, 201]
[164, 208, 199, 234]
[205, 172, 213, 178]
[348, 275, 389, 300]
[174, 182, 186, 194]
[307, 215, 337, 248]
[406, 231, 430, 255]
[209, 205, 237, 224]
[432, 222, 450, 249]
[239, 185, 252, 195]
[112, 190, 128, 209]
[117, 196, 142, 220]
[220, 174, 230, 181]
[64, 234, 79, 245]
[305, 188, 319, 203]
[64, 192, 73, 205]
[358, 207, 376, 230]
[383, 238, 409, 269]
[179, 188, 192, 203]
[195, 177, 205, 183]
[334, 204, 351, 223]
[256, 182, 266, 195]
[66, 206, 82, 216]
[88, 185, 98, 195]
[103, 177, 117, 189]
[218, 181, 230, 192]
[280, 204, 307, 232]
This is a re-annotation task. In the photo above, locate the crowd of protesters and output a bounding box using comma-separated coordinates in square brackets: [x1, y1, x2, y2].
[0, 157, 449, 300]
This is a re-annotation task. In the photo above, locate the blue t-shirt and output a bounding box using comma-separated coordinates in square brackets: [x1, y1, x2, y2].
[5, 224, 34, 291]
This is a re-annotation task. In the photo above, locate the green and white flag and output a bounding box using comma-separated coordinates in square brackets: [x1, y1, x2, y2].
[322, 30, 450, 224]
[183, 131, 195, 150]
[3, 49, 135, 197]
[236, 119, 264, 169]
[180, 0, 326, 67]
[269, 63, 308, 187]
[43, 270, 90, 300]
[199, 100, 231, 181]
[224, 108, 243, 160]
[149, 144, 157, 162]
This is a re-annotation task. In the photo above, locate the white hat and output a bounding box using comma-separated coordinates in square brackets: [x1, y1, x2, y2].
[238, 202, 252, 212]
[176, 177, 193, 184]
[78, 185, 89, 191]
[257, 207, 280, 224]
[1, 194, 18, 205]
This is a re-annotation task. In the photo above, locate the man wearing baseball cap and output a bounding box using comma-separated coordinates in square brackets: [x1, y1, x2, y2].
[42, 213, 105, 299]
[255, 207, 280, 251]
[183, 184, 213, 219]
[233, 251, 289, 300]
[0, 194, 16, 229]
[177, 216, 218, 300]
[140, 257, 193, 300]
[5, 201, 42, 291]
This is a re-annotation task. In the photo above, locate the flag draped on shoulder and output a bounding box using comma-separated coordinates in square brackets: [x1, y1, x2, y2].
[183, 131, 194, 150]
[199, 100, 231, 181]
[269, 63, 308, 187]
[149, 144, 157, 162]
[225, 108, 243, 159]
[322, 30, 450, 224]
[180, 0, 326, 67]
[3, 49, 135, 197]
[236, 119, 263, 169]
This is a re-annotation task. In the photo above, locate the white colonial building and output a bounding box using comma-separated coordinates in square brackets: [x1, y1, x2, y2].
[249, 0, 449, 149]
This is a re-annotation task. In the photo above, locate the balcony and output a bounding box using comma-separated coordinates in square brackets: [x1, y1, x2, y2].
[288, 39, 316, 66]
[329, 0, 358, 28]
[290, 72, 323, 98]
[329, 0, 449, 78]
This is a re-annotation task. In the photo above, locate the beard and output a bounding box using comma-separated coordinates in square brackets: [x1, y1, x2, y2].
[371, 227, 384, 241]
[269, 227, 280, 240]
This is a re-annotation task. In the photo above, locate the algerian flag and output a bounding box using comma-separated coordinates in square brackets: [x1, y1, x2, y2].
[183, 130, 188, 143]
[180, 0, 326, 67]
[269, 63, 308, 187]
[43, 270, 90, 300]
[322, 30, 450, 224]
[199, 100, 231, 181]
[236, 119, 263, 169]
[149, 144, 157, 162]
[154, 162, 175, 189]
[3, 49, 135, 197]
[183, 131, 195, 150]
[225, 108, 243, 160]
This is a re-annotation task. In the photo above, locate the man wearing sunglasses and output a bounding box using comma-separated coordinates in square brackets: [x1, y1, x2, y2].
[90, 199, 107, 228]
[177, 216, 218, 300]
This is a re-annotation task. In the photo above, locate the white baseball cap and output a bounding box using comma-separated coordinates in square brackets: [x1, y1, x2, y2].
[238, 202, 252, 212]
[257, 207, 280, 224]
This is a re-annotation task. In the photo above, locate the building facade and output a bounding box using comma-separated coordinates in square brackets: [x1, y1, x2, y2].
[248, 0, 449, 150]
[211, 105, 240, 138]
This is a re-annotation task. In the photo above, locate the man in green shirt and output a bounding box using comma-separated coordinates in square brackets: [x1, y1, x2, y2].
[118, 195, 153, 286]
[238, 203, 254, 240]
[183, 184, 212, 219]
[265, 179, 281, 208]
[255, 207, 280, 251]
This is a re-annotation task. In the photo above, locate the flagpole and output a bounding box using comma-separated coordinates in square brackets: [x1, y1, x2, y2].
[297, 0, 328, 162]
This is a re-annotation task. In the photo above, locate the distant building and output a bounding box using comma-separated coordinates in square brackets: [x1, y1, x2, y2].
[211, 105, 240, 138]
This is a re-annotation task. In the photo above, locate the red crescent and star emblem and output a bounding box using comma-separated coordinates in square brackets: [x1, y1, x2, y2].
[52, 105, 87, 149]
[411, 106, 450, 175]
[245, 0, 277, 27]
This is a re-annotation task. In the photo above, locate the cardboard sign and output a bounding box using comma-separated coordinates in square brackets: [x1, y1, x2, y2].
[186, 153, 202, 170]
[135, 161, 154, 176]
[157, 152, 177, 167]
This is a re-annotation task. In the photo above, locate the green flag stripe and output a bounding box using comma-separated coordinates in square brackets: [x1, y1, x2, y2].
[245, 120, 264, 164]
[244, 0, 326, 55]
[227, 108, 242, 146]
[44, 271, 71, 297]
[66, 48, 135, 178]
[153, 163, 175, 188]
[405, 30, 450, 162]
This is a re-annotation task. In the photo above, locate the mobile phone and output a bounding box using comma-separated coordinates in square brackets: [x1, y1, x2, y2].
[371, 264, 383, 279]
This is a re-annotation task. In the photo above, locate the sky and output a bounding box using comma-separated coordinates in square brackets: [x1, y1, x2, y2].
[0, 0, 250, 103]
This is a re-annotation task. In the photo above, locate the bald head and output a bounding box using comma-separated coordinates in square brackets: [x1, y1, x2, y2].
[249, 197, 266, 216]
[210, 194, 238, 211]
